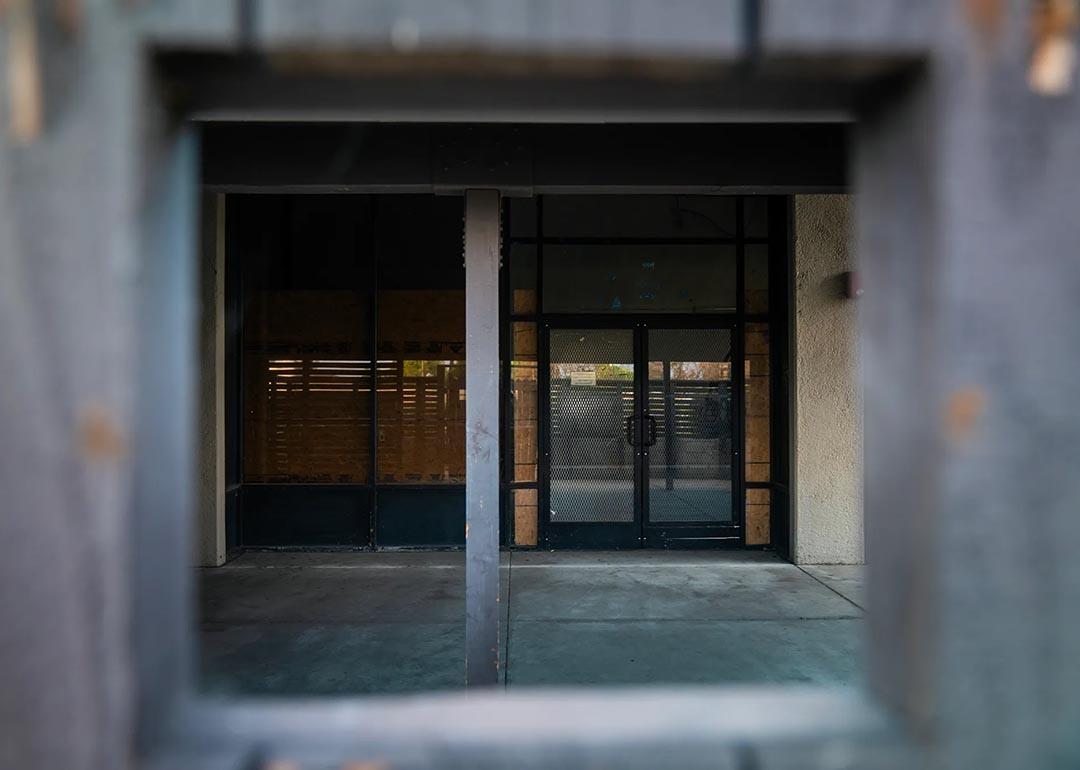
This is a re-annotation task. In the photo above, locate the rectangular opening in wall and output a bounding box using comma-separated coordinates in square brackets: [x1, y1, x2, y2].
[194, 126, 855, 700]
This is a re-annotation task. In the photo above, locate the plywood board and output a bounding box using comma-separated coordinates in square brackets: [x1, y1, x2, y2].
[745, 488, 771, 545]
[514, 488, 539, 546]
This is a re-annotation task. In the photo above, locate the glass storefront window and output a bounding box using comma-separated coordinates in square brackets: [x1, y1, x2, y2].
[241, 196, 373, 484]
[375, 196, 466, 484]
[238, 195, 468, 488]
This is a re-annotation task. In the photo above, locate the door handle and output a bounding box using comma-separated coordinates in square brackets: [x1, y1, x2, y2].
[644, 415, 658, 446]
[626, 415, 637, 446]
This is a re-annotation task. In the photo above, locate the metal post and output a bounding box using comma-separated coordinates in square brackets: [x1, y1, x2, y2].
[464, 189, 501, 687]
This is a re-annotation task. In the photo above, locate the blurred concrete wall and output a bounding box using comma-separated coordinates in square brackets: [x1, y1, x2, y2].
[793, 195, 863, 565]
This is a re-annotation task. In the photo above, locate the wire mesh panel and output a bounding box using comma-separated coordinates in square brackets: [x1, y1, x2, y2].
[646, 329, 734, 523]
[548, 329, 636, 523]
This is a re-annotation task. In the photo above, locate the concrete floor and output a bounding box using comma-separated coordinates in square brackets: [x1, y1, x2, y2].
[199, 551, 865, 695]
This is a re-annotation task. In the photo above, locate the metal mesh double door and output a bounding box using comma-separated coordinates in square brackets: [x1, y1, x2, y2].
[542, 324, 736, 548]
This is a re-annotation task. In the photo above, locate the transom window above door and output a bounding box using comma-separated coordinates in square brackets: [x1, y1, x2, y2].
[509, 195, 768, 314]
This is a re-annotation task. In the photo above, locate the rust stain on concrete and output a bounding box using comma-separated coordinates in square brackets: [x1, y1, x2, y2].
[962, 0, 1006, 45]
[77, 405, 127, 460]
[944, 387, 986, 443]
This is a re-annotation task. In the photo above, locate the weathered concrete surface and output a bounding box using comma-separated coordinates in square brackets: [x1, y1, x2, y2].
[509, 619, 862, 687]
[0, 7, 142, 770]
[793, 195, 863, 565]
[800, 565, 866, 610]
[254, 0, 742, 57]
[508, 551, 858, 621]
[200, 551, 509, 693]
[199, 551, 864, 694]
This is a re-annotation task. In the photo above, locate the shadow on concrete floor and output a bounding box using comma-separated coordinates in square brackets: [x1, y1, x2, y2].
[199, 551, 865, 695]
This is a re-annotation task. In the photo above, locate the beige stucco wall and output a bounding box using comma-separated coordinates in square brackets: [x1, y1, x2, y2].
[195, 193, 226, 567]
[793, 194, 863, 565]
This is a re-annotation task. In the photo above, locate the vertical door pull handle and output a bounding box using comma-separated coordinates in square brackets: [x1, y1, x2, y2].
[645, 415, 658, 446]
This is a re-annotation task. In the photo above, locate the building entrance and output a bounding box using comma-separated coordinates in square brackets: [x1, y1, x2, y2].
[504, 194, 787, 550]
[222, 190, 787, 552]
[542, 324, 737, 548]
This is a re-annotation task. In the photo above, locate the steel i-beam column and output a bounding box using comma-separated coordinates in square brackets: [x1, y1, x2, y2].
[464, 189, 501, 687]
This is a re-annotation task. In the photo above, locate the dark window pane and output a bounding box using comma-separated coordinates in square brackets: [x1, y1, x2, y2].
[509, 197, 537, 238]
[510, 244, 537, 315]
[543, 244, 736, 313]
[744, 196, 769, 238]
[544, 195, 736, 238]
[375, 196, 466, 484]
[240, 196, 373, 484]
[746, 245, 769, 313]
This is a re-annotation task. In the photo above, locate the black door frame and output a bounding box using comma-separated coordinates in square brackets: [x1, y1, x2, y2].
[539, 315, 744, 549]
[539, 319, 643, 549]
[640, 320, 742, 549]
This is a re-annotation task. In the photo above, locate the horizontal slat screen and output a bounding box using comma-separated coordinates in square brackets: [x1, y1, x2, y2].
[244, 290, 371, 483]
[376, 361, 465, 483]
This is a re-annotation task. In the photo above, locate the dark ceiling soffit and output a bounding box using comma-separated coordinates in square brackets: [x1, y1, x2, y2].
[158, 50, 875, 124]
[200, 123, 848, 194]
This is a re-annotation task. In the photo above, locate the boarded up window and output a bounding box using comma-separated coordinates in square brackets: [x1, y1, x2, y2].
[745, 322, 771, 544]
[511, 322, 538, 483]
